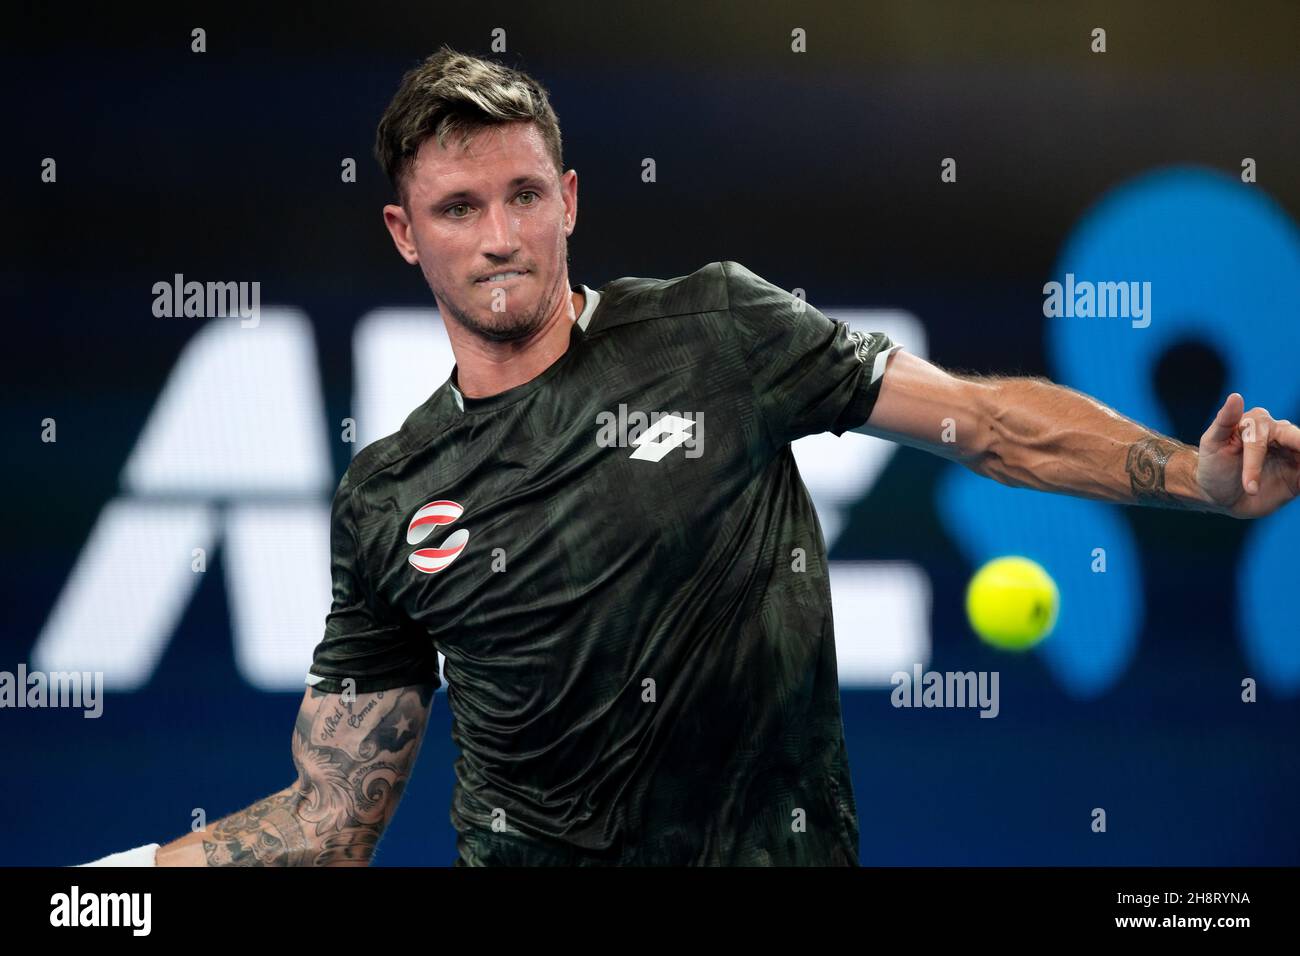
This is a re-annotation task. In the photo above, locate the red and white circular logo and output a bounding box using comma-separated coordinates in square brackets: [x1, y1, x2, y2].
[406, 500, 469, 574]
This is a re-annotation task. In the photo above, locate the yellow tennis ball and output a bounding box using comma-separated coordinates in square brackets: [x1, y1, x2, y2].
[965, 556, 1059, 651]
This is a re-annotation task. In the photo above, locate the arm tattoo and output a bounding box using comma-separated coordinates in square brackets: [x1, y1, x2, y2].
[201, 792, 312, 866]
[201, 683, 435, 866]
[1124, 435, 1187, 508]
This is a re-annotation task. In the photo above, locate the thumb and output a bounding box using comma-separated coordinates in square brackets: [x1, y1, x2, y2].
[1202, 392, 1244, 448]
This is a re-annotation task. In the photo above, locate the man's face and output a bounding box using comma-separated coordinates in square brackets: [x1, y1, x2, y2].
[382, 122, 577, 343]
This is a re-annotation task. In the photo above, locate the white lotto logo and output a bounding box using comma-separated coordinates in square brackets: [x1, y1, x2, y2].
[407, 499, 469, 574]
[629, 414, 696, 462]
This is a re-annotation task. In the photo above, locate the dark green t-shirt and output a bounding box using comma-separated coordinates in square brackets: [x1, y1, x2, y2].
[308, 260, 901, 865]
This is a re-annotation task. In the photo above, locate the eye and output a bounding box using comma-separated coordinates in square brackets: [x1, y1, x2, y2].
[445, 203, 470, 219]
[516, 190, 539, 206]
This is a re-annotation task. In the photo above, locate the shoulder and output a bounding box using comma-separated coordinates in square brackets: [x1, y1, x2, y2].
[588, 261, 737, 334]
[335, 391, 450, 505]
[715, 260, 795, 307]
[588, 260, 794, 337]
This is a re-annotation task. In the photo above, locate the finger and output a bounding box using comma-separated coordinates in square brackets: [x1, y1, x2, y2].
[1240, 411, 1272, 495]
[1203, 392, 1244, 447]
[1267, 418, 1300, 454]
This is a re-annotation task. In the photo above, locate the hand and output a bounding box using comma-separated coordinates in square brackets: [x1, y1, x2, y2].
[1197, 393, 1300, 518]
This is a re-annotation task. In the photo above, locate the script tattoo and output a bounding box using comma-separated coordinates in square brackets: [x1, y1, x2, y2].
[201, 683, 435, 866]
[1124, 436, 1187, 508]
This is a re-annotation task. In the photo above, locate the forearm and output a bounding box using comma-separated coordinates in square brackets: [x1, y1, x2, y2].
[156, 785, 317, 867]
[971, 376, 1222, 513]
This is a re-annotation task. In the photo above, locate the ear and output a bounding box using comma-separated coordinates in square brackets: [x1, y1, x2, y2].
[382, 203, 421, 265]
[561, 168, 578, 237]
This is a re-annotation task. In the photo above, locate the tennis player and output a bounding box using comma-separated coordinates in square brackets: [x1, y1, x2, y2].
[83, 47, 1300, 867]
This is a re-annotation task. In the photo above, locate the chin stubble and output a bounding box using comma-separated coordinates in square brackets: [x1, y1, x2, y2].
[450, 269, 563, 343]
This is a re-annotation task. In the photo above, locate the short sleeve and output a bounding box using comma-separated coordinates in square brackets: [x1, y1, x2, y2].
[723, 260, 902, 444]
[306, 469, 440, 694]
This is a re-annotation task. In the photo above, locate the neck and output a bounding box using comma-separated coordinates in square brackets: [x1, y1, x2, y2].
[447, 283, 585, 399]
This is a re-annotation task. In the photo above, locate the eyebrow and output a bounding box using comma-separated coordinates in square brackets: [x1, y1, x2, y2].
[430, 175, 547, 208]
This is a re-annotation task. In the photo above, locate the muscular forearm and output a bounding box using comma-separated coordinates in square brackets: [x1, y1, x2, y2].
[156, 785, 320, 867]
[972, 376, 1223, 513]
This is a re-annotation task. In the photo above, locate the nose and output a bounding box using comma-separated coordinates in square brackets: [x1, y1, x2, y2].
[479, 201, 521, 258]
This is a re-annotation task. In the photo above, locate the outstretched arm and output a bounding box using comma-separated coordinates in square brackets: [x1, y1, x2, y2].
[155, 682, 436, 866]
[854, 349, 1300, 519]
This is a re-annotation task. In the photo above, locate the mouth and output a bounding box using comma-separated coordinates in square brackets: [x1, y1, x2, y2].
[475, 270, 530, 285]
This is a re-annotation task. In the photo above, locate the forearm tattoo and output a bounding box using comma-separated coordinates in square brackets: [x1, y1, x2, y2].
[201, 683, 434, 866]
[1124, 435, 1187, 508]
[200, 791, 312, 866]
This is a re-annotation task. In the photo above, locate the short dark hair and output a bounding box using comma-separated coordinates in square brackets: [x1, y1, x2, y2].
[374, 45, 565, 206]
